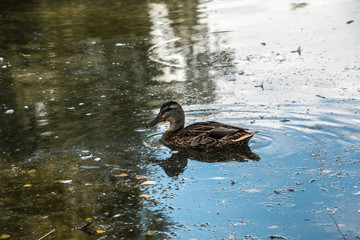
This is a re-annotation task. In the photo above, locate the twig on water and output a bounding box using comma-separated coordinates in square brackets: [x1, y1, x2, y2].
[328, 213, 346, 240]
[37, 229, 56, 240]
[75, 220, 93, 231]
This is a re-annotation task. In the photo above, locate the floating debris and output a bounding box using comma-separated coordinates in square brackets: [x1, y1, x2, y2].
[255, 81, 264, 90]
[210, 177, 226, 180]
[268, 225, 279, 229]
[268, 235, 287, 239]
[37, 229, 55, 240]
[336, 156, 341, 166]
[291, 2, 308, 10]
[146, 230, 157, 236]
[0, 234, 10, 239]
[135, 175, 147, 179]
[116, 173, 128, 177]
[96, 229, 105, 234]
[75, 220, 93, 231]
[243, 188, 261, 193]
[139, 194, 150, 198]
[280, 119, 290, 123]
[291, 46, 302, 56]
[141, 180, 156, 185]
[346, 20, 354, 24]
[5, 109, 14, 114]
[81, 154, 93, 160]
[58, 180, 72, 184]
[320, 169, 333, 174]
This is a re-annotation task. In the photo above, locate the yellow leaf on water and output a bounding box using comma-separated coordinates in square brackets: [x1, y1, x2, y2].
[28, 169, 36, 175]
[135, 175, 147, 179]
[0, 234, 10, 239]
[268, 225, 279, 229]
[139, 194, 150, 198]
[140, 181, 156, 185]
[23, 184, 32, 187]
[117, 173, 128, 177]
[85, 217, 92, 221]
[146, 230, 157, 236]
[96, 229, 105, 234]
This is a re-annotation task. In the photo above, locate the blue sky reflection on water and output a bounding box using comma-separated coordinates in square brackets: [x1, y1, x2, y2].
[0, 0, 359, 239]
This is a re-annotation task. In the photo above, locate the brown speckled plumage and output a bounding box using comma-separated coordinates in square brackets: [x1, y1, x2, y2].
[146, 101, 257, 149]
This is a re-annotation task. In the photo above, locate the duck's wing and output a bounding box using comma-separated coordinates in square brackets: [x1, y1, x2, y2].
[185, 121, 252, 148]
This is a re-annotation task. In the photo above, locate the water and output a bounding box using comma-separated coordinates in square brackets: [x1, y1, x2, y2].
[0, 0, 359, 239]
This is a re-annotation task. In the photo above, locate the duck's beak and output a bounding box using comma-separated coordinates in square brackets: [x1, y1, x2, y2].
[146, 114, 164, 128]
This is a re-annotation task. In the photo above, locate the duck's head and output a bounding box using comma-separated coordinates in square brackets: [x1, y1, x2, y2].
[146, 101, 185, 131]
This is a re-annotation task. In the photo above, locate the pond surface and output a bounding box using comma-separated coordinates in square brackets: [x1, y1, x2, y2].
[1, 0, 360, 239]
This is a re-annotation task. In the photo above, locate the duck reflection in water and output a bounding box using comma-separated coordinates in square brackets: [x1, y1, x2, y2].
[156, 146, 260, 177]
[146, 101, 260, 177]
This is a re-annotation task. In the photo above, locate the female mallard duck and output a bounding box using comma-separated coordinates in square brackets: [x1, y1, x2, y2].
[146, 101, 257, 149]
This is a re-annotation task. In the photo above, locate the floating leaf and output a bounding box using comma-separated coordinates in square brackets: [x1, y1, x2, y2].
[139, 194, 150, 198]
[141, 181, 156, 185]
[135, 175, 147, 179]
[0, 234, 10, 239]
[96, 229, 105, 234]
[23, 184, 32, 187]
[146, 230, 157, 236]
[85, 217, 93, 222]
[117, 173, 128, 177]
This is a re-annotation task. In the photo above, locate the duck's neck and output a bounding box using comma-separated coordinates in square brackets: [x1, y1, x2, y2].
[162, 119, 184, 141]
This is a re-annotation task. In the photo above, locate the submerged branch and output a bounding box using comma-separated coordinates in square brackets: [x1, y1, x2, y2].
[328, 213, 346, 240]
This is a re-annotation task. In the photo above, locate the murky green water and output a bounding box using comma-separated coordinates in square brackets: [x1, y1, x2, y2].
[1, 0, 360, 239]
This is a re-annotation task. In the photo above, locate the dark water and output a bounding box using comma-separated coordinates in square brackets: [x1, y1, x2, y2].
[1, 0, 360, 239]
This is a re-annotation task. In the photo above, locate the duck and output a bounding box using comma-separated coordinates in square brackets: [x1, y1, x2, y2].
[146, 101, 257, 149]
